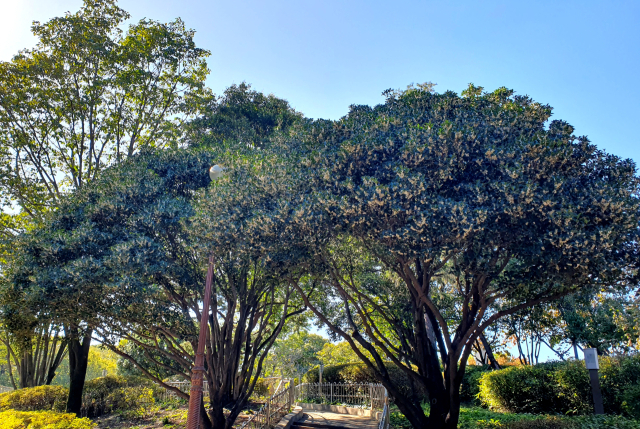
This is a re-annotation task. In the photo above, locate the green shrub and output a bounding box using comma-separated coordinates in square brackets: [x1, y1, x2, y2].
[552, 360, 592, 415]
[478, 364, 561, 413]
[622, 384, 640, 419]
[570, 415, 640, 429]
[502, 417, 574, 429]
[81, 375, 155, 418]
[478, 355, 640, 416]
[461, 365, 493, 404]
[599, 354, 640, 415]
[0, 410, 95, 429]
[0, 385, 68, 412]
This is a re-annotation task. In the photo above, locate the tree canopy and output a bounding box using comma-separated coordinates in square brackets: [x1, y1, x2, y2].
[224, 83, 640, 428]
[0, 0, 209, 226]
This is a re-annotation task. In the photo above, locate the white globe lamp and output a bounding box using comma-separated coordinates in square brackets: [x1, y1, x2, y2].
[209, 165, 224, 180]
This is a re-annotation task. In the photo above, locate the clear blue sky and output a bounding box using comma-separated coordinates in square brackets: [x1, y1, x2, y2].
[2, 0, 636, 360]
[2, 0, 639, 166]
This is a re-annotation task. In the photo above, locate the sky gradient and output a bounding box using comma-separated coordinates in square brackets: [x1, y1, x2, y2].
[2, 0, 639, 166]
[2, 0, 638, 359]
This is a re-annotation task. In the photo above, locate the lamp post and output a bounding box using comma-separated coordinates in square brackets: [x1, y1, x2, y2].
[584, 348, 604, 415]
[186, 165, 223, 429]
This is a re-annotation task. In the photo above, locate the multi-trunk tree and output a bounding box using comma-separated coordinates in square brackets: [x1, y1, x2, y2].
[229, 83, 640, 428]
[9, 144, 307, 428]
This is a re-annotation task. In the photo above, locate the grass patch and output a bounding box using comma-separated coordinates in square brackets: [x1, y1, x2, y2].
[389, 404, 640, 429]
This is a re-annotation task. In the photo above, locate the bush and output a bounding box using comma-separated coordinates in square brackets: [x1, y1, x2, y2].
[478, 355, 640, 416]
[478, 364, 561, 413]
[81, 375, 155, 418]
[0, 410, 95, 429]
[0, 385, 68, 412]
[461, 365, 493, 404]
[622, 384, 640, 419]
[303, 363, 427, 402]
[599, 354, 640, 416]
[251, 378, 269, 397]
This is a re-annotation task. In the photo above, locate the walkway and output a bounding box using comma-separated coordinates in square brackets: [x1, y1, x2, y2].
[292, 409, 379, 429]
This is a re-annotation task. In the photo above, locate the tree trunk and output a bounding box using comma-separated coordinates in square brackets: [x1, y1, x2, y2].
[45, 340, 67, 385]
[479, 332, 501, 370]
[200, 396, 213, 429]
[441, 360, 465, 429]
[66, 328, 92, 416]
[390, 386, 430, 428]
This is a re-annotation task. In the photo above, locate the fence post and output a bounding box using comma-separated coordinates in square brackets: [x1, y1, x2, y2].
[268, 399, 272, 428]
[330, 383, 333, 403]
[289, 380, 294, 408]
[369, 384, 373, 410]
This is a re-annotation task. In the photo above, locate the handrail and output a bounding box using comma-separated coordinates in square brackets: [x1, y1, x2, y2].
[160, 380, 389, 429]
[240, 381, 295, 429]
[377, 389, 389, 429]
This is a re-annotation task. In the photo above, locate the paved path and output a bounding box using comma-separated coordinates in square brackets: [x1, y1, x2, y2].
[293, 409, 379, 429]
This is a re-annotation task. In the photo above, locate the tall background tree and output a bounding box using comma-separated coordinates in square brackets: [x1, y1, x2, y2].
[0, 0, 209, 413]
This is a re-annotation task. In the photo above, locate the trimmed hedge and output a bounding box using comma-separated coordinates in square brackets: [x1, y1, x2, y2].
[0, 385, 68, 412]
[303, 363, 427, 402]
[0, 410, 95, 429]
[478, 355, 640, 417]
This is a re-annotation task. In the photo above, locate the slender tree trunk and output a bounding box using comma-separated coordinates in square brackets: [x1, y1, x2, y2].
[66, 328, 92, 416]
[5, 334, 17, 389]
[45, 340, 68, 385]
[479, 333, 501, 370]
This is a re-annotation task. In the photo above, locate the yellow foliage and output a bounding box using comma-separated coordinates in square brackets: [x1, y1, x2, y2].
[0, 386, 67, 412]
[86, 348, 118, 380]
[0, 410, 95, 429]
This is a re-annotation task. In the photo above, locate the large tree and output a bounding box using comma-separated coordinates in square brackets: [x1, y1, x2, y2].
[0, 0, 209, 411]
[230, 83, 640, 428]
[9, 140, 307, 427]
[0, 0, 209, 220]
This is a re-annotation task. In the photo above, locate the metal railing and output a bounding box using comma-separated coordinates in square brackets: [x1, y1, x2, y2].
[240, 381, 295, 429]
[295, 382, 386, 409]
[378, 389, 390, 429]
[157, 380, 389, 429]
[153, 380, 204, 402]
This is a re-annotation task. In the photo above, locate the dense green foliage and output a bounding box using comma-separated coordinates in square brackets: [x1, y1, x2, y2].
[187, 82, 301, 149]
[478, 356, 640, 417]
[390, 404, 640, 429]
[0, 0, 209, 220]
[262, 331, 327, 378]
[460, 365, 493, 404]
